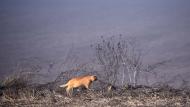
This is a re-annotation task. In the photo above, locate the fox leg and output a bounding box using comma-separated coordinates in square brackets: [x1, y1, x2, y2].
[66, 86, 73, 96]
[84, 83, 88, 89]
[66, 87, 71, 96]
[84, 83, 92, 90]
[70, 88, 73, 96]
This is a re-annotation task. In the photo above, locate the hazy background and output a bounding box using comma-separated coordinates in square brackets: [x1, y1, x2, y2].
[0, 0, 190, 87]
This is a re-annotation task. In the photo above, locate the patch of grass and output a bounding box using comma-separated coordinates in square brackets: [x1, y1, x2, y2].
[1, 72, 190, 107]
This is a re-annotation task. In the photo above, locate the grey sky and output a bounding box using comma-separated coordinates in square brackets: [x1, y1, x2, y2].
[0, 0, 190, 85]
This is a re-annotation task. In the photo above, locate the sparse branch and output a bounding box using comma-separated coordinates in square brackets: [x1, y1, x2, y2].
[92, 35, 170, 87]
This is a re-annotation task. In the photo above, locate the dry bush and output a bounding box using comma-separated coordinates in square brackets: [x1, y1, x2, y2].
[91, 35, 171, 88]
[1, 72, 33, 89]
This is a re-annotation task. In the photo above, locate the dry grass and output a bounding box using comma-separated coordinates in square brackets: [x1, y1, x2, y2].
[1, 71, 190, 107]
[1, 82, 190, 107]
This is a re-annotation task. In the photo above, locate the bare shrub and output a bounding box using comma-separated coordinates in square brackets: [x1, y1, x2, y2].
[91, 35, 170, 87]
[2, 72, 33, 89]
[91, 35, 141, 86]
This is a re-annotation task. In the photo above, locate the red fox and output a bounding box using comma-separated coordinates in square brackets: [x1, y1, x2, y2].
[60, 75, 97, 96]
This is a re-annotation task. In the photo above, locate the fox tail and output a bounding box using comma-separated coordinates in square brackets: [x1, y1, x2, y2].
[59, 83, 68, 88]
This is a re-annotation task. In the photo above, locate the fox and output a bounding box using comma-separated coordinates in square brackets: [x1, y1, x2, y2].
[60, 75, 97, 96]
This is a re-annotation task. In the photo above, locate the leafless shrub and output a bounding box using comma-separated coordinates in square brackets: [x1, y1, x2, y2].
[91, 35, 141, 86]
[2, 72, 33, 89]
[91, 35, 170, 87]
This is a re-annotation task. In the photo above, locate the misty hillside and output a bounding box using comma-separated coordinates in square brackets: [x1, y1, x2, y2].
[0, 0, 190, 106]
[0, 0, 190, 87]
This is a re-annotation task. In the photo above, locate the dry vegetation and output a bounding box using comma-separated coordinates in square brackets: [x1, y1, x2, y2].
[1, 36, 189, 107]
[0, 72, 190, 107]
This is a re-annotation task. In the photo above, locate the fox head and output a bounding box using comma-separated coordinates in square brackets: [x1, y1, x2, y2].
[91, 75, 97, 81]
